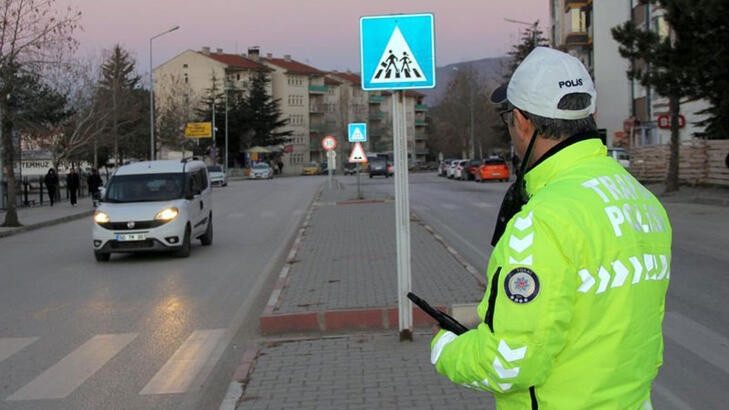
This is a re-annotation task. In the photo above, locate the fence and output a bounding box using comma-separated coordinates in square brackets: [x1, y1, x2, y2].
[1, 175, 91, 210]
[629, 139, 729, 187]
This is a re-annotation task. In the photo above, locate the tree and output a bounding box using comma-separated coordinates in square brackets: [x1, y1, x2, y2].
[156, 72, 199, 157]
[612, 0, 698, 192]
[505, 21, 549, 81]
[97, 44, 146, 164]
[243, 69, 292, 147]
[0, 0, 81, 227]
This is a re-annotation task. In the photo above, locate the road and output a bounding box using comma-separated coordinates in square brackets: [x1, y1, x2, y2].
[355, 172, 729, 409]
[0, 176, 321, 410]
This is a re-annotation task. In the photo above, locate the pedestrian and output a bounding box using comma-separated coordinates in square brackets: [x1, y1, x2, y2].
[277, 159, 284, 174]
[429, 47, 672, 409]
[43, 168, 59, 206]
[87, 168, 103, 207]
[66, 167, 80, 206]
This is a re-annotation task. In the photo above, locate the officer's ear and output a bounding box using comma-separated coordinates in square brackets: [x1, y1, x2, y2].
[513, 108, 535, 140]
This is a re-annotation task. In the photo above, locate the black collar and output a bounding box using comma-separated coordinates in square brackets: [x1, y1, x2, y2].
[527, 130, 602, 172]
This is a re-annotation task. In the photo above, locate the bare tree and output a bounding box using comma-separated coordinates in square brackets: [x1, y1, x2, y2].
[156, 72, 199, 156]
[0, 0, 81, 227]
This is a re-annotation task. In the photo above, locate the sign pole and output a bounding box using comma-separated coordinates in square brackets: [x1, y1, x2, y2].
[393, 90, 412, 341]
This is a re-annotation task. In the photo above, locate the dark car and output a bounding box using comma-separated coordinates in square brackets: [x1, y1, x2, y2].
[343, 162, 358, 175]
[367, 158, 389, 178]
[466, 159, 481, 181]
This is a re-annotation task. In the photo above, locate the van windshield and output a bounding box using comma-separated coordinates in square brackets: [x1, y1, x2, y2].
[104, 173, 185, 203]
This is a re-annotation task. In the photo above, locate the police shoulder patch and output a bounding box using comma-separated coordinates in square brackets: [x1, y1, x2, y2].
[504, 267, 540, 304]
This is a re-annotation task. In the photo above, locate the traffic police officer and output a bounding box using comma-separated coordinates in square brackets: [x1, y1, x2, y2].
[430, 47, 672, 409]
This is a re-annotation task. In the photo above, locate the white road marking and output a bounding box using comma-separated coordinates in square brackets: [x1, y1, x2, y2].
[6, 333, 137, 401]
[140, 328, 227, 395]
[663, 311, 729, 374]
[0, 337, 38, 362]
[473, 202, 495, 209]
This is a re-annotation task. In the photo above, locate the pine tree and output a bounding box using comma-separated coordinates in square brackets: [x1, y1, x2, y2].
[98, 44, 145, 163]
[244, 69, 292, 147]
[612, 0, 698, 192]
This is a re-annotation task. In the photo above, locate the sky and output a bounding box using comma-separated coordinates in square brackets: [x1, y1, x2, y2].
[60, 0, 550, 79]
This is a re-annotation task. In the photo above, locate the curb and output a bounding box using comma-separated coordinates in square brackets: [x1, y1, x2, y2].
[0, 210, 93, 239]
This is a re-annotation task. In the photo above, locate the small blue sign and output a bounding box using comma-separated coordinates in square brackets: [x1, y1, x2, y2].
[348, 123, 367, 142]
[360, 13, 435, 91]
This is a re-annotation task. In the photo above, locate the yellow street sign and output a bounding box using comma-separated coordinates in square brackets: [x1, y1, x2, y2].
[184, 122, 212, 138]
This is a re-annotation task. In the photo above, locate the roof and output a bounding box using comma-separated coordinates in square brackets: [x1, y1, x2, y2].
[262, 57, 325, 76]
[329, 71, 361, 86]
[206, 52, 267, 70]
[324, 77, 341, 86]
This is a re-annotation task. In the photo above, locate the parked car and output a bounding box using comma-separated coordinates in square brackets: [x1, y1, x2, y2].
[466, 159, 481, 181]
[445, 159, 461, 179]
[343, 162, 359, 175]
[301, 162, 319, 175]
[250, 163, 274, 179]
[438, 158, 455, 177]
[92, 159, 213, 261]
[207, 165, 227, 187]
[476, 157, 510, 182]
[453, 159, 469, 180]
[367, 158, 389, 178]
[607, 148, 630, 168]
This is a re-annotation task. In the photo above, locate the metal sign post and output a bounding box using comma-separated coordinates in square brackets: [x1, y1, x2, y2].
[361, 12, 434, 341]
[393, 90, 412, 340]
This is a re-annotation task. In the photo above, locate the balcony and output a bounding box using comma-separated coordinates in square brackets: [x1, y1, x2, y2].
[309, 124, 325, 133]
[565, 31, 591, 46]
[309, 104, 325, 114]
[564, 0, 591, 11]
[369, 111, 385, 121]
[415, 104, 428, 111]
[369, 95, 385, 103]
[308, 85, 329, 94]
[414, 132, 427, 141]
[415, 147, 429, 155]
[414, 119, 427, 126]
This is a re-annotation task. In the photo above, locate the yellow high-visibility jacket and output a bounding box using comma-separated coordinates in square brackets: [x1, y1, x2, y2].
[431, 137, 672, 409]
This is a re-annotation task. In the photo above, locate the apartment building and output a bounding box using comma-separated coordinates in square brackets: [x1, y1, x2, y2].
[154, 47, 430, 173]
[550, 0, 707, 147]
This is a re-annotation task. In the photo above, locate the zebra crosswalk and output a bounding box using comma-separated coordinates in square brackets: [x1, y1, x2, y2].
[1, 328, 227, 402]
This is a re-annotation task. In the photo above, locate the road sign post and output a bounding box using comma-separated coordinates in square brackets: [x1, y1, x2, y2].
[360, 13, 435, 341]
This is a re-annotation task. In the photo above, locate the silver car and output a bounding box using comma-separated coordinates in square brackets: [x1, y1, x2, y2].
[207, 165, 227, 186]
[249, 163, 274, 179]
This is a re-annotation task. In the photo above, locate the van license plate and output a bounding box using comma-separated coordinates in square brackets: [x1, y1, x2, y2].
[116, 233, 145, 241]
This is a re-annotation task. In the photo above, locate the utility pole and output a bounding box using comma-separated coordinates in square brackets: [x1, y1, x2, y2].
[504, 18, 540, 48]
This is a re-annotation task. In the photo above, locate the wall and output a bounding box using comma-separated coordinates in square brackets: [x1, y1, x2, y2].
[630, 140, 729, 187]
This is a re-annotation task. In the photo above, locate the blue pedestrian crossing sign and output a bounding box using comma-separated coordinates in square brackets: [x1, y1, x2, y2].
[360, 13, 435, 91]
[348, 123, 367, 143]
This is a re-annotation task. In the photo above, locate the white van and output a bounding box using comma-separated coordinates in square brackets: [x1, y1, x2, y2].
[92, 159, 213, 261]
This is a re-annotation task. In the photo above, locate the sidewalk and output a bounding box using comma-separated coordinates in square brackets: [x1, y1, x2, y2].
[0, 199, 94, 238]
[233, 179, 494, 410]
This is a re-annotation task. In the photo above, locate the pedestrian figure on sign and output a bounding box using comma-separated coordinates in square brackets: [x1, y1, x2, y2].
[375, 50, 400, 79]
[399, 52, 420, 78]
[67, 167, 80, 207]
[87, 168, 103, 207]
[44, 168, 59, 206]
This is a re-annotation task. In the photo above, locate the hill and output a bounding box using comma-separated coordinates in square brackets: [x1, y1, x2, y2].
[420, 56, 511, 106]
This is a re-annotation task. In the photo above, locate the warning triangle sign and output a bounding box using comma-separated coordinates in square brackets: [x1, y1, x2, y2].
[370, 26, 427, 84]
[348, 142, 367, 163]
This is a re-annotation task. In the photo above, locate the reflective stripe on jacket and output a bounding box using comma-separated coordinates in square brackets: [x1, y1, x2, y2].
[431, 138, 671, 410]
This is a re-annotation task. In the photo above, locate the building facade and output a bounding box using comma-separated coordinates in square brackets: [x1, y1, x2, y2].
[550, 0, 707, 147]
[154, 46, 430, 174]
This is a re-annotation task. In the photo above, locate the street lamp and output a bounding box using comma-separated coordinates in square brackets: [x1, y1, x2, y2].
[149, 25, 180, 160]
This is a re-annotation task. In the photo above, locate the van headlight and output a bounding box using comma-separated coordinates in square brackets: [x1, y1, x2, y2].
[94, 211, 110, 224]
[155, 207, 179, 221]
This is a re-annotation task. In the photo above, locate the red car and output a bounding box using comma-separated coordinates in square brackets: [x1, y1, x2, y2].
[476, 158, 510, 182]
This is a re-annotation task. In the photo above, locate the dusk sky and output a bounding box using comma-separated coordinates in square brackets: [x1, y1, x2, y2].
[61, 0, 550, 79]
